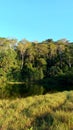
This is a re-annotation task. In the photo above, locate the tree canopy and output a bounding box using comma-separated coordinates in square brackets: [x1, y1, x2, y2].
[0, 37, 73, 98]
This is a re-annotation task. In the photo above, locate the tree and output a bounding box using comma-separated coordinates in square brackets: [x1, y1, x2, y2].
[64, 45, 73, 68]
[17, 39, 31, 69]
[56, 43, 66, 68]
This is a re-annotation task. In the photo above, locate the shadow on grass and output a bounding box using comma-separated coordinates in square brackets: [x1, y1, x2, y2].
[31, 112, 54, 130]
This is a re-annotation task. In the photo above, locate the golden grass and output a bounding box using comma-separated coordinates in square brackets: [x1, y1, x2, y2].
[0, 91, 73, 130]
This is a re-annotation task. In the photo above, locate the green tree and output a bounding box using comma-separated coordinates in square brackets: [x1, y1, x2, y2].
[17, 39, 31, 69]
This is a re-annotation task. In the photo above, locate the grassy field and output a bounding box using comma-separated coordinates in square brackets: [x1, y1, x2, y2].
[0, 91, 73, 130]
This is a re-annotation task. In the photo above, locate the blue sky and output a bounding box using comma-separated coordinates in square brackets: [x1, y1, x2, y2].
[0, 0, 73, 42]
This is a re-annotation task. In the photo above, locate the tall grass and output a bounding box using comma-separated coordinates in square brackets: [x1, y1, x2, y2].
[0, 91, 73, 130]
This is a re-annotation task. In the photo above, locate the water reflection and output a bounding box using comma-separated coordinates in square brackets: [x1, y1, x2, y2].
[0, 82, 44, 98]
[0, 81, 73, 98]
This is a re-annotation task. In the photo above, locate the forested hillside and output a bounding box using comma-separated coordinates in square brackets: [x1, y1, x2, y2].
[0, 38, 73, 98]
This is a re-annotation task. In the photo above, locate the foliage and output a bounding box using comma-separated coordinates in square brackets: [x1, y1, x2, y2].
[0, 37, 73, 97]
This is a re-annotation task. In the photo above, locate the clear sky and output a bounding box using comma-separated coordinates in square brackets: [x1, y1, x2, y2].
[0, 0, 73, 42]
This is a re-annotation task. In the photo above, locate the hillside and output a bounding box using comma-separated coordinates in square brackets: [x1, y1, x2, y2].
[0, 91, 73, 130]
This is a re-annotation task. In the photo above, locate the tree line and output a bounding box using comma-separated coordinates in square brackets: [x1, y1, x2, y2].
[0, 37, 73, 98]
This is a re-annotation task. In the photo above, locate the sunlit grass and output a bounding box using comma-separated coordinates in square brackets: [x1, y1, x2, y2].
[0, 91, 73, 130]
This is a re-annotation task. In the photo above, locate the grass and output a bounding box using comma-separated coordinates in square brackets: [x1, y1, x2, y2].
[0, 91, 73, 130]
